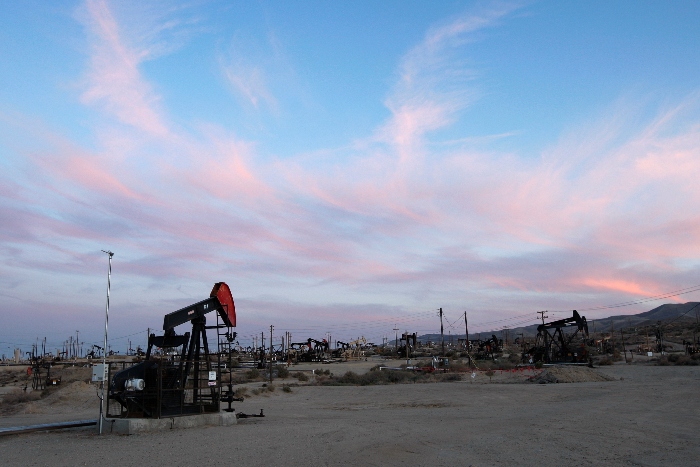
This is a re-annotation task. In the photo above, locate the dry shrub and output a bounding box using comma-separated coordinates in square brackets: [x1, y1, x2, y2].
[282, 384, 292, 393]
[659, 354, 700, 366]
[598, 357, 614, 366]
[292, 372, 309, 382]
[319, 369, 429, 386]
[2, 389, 41, 405]
[435, 372, 462, 382]
[245, 369, 261, 380]
[449, 361, 469, 372]
[59, 365, 91, 384]
[275, 365, 289, 378]
[496, 360, 516, 370]
[0, 368, 30, 387]
[0, 389, 41, 414]
[245, 383, 277, 397]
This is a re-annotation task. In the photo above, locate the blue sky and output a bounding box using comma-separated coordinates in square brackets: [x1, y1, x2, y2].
[1, 1, 700, 355]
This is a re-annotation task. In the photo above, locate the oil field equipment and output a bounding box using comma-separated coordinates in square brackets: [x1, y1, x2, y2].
[398, 333, 417, 358]
[473, 335, 501, 360]
[287, 338, 329, 362]
[344, 337, 368, 360]
[108, 282, 238, 418]
[416, 356, 450, 372]
[526, 310, 589, 363]
[28, 350, 61, 390]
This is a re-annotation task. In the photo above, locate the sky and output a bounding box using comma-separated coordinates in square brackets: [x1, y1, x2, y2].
[2, 0, 700, 355]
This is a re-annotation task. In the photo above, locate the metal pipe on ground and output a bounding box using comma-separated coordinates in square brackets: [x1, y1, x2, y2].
[0, 419, 97, 436]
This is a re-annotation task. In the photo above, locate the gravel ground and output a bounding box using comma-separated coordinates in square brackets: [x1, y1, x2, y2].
[1, 363, 698, 466]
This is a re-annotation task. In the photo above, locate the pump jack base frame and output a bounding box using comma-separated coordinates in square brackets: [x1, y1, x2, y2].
[103, 412, 237, 435]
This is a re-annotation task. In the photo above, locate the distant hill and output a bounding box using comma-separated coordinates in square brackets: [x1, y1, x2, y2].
[418, 302, 700, 343]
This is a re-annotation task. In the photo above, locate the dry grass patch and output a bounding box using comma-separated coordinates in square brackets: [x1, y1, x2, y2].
[0, 388, 41, 415]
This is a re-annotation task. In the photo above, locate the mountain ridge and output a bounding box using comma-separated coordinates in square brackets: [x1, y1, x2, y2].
[418, 302, 700, 343]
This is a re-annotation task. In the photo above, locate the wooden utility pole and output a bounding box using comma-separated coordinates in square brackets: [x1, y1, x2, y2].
[463, 312, 469, 348]
[405, 329, 410, 365]
[693, 305, 700, 351]
[537, 311, 548, 325]
[439, 308, 445, 357]
[269, 325, 274, 383]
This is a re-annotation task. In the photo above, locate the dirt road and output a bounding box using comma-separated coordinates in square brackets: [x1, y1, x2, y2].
[1, 364, 698, 466]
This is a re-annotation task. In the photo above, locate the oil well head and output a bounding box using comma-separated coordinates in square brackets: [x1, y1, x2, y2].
[109, 282, 237, 419]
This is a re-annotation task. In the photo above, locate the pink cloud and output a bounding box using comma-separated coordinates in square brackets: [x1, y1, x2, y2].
[176, 132, 273, 204]
[5, 2, 700, 342]
[79, 0, 170, 137]
[580, 278, 656, 297]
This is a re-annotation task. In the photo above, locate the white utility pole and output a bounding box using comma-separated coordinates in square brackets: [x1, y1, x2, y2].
[99, 250, 113, 435]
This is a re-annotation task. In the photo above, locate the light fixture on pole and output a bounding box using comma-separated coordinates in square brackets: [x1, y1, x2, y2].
[99, 250, 113, 435]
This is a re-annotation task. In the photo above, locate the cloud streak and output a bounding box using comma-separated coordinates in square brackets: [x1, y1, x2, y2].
[79, 0, 169, 136]
[2, 1, 700, 344]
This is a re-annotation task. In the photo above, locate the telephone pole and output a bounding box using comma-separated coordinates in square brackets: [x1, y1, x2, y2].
[463, 312, 469, 347]
[537, 311, 548, 325]
[439, 308, 445, 357]
[695, 308, 699, 348]
[393, 326, 399, 352]
[269, 325, 274, 383]
[405, 329, 410, 365]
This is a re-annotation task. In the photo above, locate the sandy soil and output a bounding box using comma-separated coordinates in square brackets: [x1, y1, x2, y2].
[1, 363, 699, 466]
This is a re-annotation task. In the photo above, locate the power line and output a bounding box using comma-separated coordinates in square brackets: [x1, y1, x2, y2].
[554, 284, 700, 313]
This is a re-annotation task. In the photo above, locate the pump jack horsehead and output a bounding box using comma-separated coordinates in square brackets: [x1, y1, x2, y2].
[109, 282, 236, 418]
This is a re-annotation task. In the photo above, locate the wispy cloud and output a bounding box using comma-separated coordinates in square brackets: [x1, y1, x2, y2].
[78, 0, 170, 136]
[2, 1, 700, 343]
[380, 4, 519, 161]
[220, 30, 285, 113]
[223, 59, 278, 111]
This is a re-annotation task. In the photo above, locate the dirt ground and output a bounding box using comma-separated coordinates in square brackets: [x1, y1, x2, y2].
[1, 362, 699, 466]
